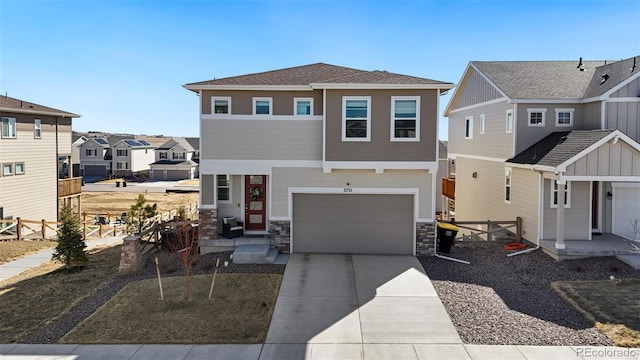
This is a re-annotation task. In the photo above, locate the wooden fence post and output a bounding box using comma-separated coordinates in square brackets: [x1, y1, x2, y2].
[41, 219, 46, 240]
[17, 217, 22, 240]
[99, 224, 103, 238]
[83, 222, 87, 239]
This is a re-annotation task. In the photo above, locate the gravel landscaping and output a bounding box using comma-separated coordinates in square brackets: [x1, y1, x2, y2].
[27, 250, 284, 344]
[419, 240, 640, 346]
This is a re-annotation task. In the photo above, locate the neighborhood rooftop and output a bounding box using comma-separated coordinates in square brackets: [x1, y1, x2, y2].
[0, 95, 80, 118]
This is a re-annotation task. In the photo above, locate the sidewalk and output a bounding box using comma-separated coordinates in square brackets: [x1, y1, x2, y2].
[0, 236, 125, 283]
[1, 343, 638, 359]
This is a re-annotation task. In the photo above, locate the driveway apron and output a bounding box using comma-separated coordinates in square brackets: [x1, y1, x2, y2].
[265, 254, 461, 345]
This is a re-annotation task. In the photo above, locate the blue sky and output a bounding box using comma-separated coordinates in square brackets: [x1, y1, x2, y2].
[1, 0, 639, 140]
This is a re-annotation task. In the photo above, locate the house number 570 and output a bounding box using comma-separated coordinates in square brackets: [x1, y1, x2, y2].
[344, 187, 353, 192]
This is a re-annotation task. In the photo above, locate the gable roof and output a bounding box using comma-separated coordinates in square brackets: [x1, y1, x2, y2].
[583, 56, 640, 98]
[185, 137, 200, 151]
[0, 96, 80, 118]
[184, 63, 453, 91]
[507, 130, 614, 167]
[439, 140, 448, 159]
[157, 137, 196, 152]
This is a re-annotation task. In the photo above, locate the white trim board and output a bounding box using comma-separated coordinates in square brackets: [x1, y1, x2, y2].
[445, 98, 508, 115]
[448, 153, 508, 163]
[322, 161, 438, 174]
[201, 115, 322, 121]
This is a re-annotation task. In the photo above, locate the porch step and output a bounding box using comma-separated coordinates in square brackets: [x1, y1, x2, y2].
[616, 254, 640, 270]
[265, 248, 279, 263]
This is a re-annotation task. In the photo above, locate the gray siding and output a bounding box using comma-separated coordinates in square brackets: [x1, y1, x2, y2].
[565, 140, 640, 176]
[449, 67, 503, 109]
[201, 119, 322, 160]
[435, 159, 447, 213]
[201, 175, 214, 205]
[610, 77, 639, 97]
[216, 175, 243, 221]
[202, 90, 324, 116]
[515, 103, 588, 154]
[542, 180, 590, 240]
[454, 157, 539, 242]
[270, 167, 433, 219]
[448, 100, 515, 159]
[325, 89, 438, 162]
[605, 102, 639, 143]
[582, 102, 602, 129]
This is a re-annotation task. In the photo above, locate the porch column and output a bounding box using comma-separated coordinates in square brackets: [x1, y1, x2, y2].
[555, 179, 566, 249]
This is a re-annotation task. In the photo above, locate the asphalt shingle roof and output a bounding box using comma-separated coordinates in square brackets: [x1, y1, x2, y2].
[0, 96, 79, 117]
[583, 56, 640, 98]
[508, 130, 614, 167]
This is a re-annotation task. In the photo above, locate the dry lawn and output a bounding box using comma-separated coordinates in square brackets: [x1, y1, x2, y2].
[0, 240, 57, 264]
[552, 279, 640, 347]
[61, 273, 282, 344]
[82, 192, 199, 218]
[0, 245, 122, 343]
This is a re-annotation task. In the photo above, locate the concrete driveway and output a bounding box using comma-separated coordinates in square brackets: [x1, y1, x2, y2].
[266, 254, 461, 346]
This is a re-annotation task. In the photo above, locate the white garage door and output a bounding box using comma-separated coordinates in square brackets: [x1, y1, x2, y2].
[292, 194, 414, 255]
[613, 184, 640, 241]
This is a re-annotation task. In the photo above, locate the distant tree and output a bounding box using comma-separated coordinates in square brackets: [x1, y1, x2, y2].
[126, 194, 158, 235]
[53, 205, 88, 269]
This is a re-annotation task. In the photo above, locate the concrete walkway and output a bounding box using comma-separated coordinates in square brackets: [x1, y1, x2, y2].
[0, 236, 125, 282]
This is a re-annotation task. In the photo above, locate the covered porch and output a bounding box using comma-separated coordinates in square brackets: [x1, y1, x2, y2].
[540, 233, 640, 269]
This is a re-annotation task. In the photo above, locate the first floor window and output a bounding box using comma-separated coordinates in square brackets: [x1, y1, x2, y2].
[15, 162, 25, 175]
[343, 97, 371, 141]
[504, 168, 512, 203]
[465, 116, 473, 139]
[213, 97, 231, 114]
[2, 117, 16, 138]
[527, 108, 546, 126]
[116, 162, 128, 170]
[34, 119, 42, 138]
[253, 97, 272, 115]
[391, 97, 419, 141]
[506, 110, 513, 133]
[217, 175, 230, 202]
[294, 98, 313, 115]
[551, 180, 571, 208]
[555, 108, 574, 126]
[3, 163, 13, 176]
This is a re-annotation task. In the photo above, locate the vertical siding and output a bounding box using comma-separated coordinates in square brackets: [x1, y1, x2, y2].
[582, 102, 602, 129]
[454, 158, 539, 242]
[450, 67, 503, 109]
[448, 100, 515, 159]
[605, 102, 640, 143]
[270, 167, 433, 219]
[515, 103, 587, 154]
[610, 77, 639, 97]
[201, 90, 324, 116]
[542, 180, 590, 240]
[565, 141, 640, 176]
[201, 119, 322, 160]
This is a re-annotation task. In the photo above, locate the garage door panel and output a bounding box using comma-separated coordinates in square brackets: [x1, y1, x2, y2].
[293, 194, 414, 255]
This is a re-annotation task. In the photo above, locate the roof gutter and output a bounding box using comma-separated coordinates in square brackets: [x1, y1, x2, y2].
[0, 107, 80, 118]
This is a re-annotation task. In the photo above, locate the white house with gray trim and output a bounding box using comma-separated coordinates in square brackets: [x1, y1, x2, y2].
[149, 137, 199, 180]
[444, 56, 640, 259]
[184, 63, 454, 255]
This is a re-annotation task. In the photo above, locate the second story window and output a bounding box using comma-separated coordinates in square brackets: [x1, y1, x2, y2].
[117, 149, 128, 157]
[391, 97, 420, 141]
[465, 116, 473, 139]
[86, 148, 97, 157]
[506, 110, 513, 133]
[159, 152, 168, 159]
[342, 96, 371, 141]
[294, 98, 313, 115]
[2, 117, 16, 138]
[527, 108, 546, 127]
[555, 108, 574, 126]
[253, 97, 272, 115]
[173, 152, 186, 160]
[213, 97, 231, 114]
[34, 119, 42, 139]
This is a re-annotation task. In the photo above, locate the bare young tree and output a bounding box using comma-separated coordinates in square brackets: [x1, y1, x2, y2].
[165, 221, 200, 299]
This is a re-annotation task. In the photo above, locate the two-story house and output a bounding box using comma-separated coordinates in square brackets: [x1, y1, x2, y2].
[149, 137, 199, 180]
[444, 56, 640, 259]
[184, 63, 454, 255]
[1, 96, 82, 221]
[70, 133, 87, 177]
[111, 139, 156, 178]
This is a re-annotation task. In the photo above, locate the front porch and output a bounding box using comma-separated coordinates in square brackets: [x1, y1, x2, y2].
[540, 233, 640, 267]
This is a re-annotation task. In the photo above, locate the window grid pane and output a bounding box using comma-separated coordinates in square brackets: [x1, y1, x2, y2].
[394, 120, 416, 138]
[296, 101, 311, 115]
[255, 101, 270, 114]
[558, 112, 571, 124]
[530, 113, 543, 124]
[394, 100, 416, 118]
[214, 100, 229, 114]
[345, 100, 368, 118]
[345, 119, 367, 138]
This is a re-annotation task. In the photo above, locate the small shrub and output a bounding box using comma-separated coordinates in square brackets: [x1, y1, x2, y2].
[53, 205, 88, 269]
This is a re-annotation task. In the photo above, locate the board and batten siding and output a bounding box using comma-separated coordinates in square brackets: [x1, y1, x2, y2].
[515, 103, 588, 154]
[582, 102, 602, 130]
[454, 157, 539, 242]
[449, 67, 503, 109]
[324, 89, 438, 162]
[201, 90, 324, 116]
[542, 180, 590, 240]
[270, 167, 433, 219]
[0, 113, 63, 221]
[605, 102, 639, 143]
[201, 119, 322, 160]
[448, 100, 514, 159]
[610, 77, 639, 98]
[565, 140, 640, 177]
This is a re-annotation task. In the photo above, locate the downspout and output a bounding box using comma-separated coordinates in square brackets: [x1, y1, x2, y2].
[55, 117, 60, 219]
[507, 169, 542, 257]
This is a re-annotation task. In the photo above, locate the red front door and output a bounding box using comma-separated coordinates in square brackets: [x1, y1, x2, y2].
[245, 175, 267, 231]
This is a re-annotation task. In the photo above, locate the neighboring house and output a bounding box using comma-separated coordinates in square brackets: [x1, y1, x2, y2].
[444, 56, 640, 257]
[435, 140, 448, 214]
[0, 96, 82, 221]
[70, 133, 87, 177]
[149, 137, 199, 180]
[78, 136, 113, 178]
[111, 139, 156, 178]
[184, 63, 454, 255]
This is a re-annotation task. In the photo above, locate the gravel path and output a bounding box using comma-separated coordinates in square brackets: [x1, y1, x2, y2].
[27, 251, 284, 344]
[419, 240, 640, 346]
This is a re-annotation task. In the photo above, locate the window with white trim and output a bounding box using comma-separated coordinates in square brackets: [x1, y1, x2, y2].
[527, 108, 546, 127]
[159, 152, 168, 159]
[464, 116, 473, 139]
[342, 96, 371, 141]
[216, 175, 231, 203]
[294, 97, 313, 115]
[116, 162, 128, 170]
[506, 110, 513, 133]
[117, 149, 128, 157]
[391, 96, 420, 141]
[479, 114, 485, 134]
[173, 152, 186, 160]
[2, 117, 16, 138]
[504, 168, 512, 203]
[555, 108, 574, 126]
[551, 180, 571, 208]
[3, 163, 13, 176]
[15, 162, 25, 175]
[85, 148, 97, 157]
[34, 119, 42, 139]
[253, 97, 272, 115]
[212, 97, 231, 114]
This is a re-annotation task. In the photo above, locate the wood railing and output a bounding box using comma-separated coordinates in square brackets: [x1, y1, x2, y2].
[0, 218, 60, 240]
[440, 217, 523, 242]
[442, 177, 455, 200]
[59, 177, 83, 198]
